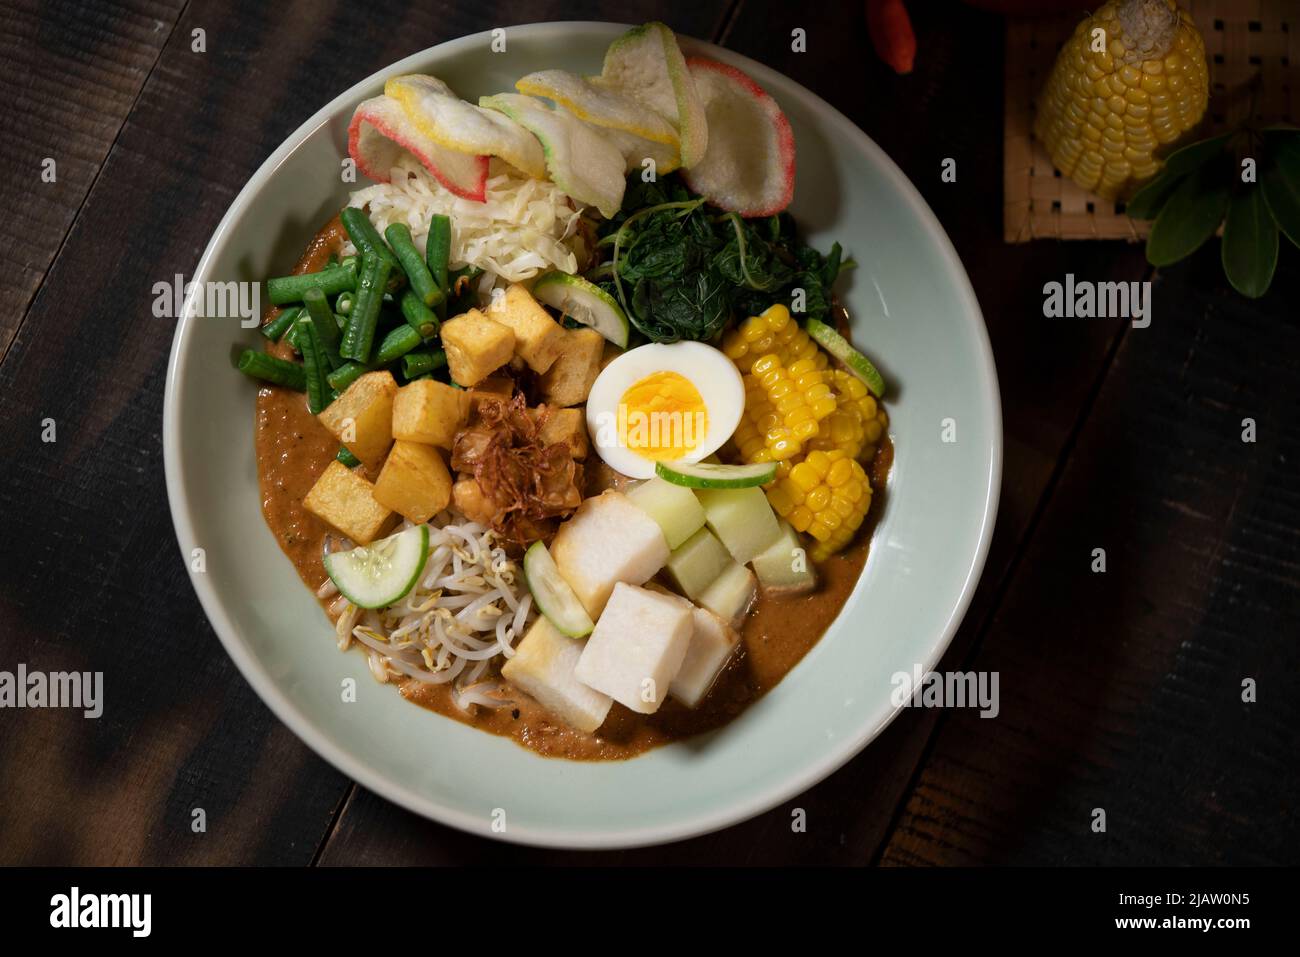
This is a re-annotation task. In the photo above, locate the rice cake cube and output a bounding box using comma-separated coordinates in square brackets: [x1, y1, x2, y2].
[550, 490, 669, 618]
[697, 559, 757, 626]
[696, 486, 782, 565]
[486, 283, 565, 373]
[532, 405, 589, 458]
[627, 477, 707, 550]
[670, 606, 740, 708]
[317, 370, 398, 469]
[574, 583, 693, 714]
[303, 460, 396, 545]
[441, 309, 515, 387]
[664, 526, 732, 601]
[372, 441, 453, 524]
[538, 327, 604, 407]
[502, 617, 612, 733]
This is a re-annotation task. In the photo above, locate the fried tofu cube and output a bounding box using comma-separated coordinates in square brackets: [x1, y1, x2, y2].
[502, 617, 612, 733]
[372, 441, 453, 524]
[317, 371, 398, 469]
[391, 380, 471, 450]
[670, 606, 740, 708]
[441, 309, 515, 387]
[574, 583, 693, 714]
[538, 327, 604, 407]
[467, 375, 515, 420]
[303, 460, 396, 544]
[486, 283, 566, 374]
[550, 490, 670, 618]
[531, 406, 589, 458]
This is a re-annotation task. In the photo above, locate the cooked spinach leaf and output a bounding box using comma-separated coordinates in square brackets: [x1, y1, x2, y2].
[590, 174, 850, 343]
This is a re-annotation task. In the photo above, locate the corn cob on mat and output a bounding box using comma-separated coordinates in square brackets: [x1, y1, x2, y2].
[1005, 0, 1298, 242]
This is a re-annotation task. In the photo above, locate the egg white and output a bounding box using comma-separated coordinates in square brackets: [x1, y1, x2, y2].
[585, 342, 745, 479]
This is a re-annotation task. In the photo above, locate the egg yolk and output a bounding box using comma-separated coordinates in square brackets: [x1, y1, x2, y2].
[618, 371, 709, 461]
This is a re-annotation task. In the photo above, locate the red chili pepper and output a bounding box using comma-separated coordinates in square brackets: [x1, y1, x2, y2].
[866, 0, 916, 75]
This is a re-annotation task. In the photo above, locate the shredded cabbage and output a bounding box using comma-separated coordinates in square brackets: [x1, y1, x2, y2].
[346, 156, 589, 284]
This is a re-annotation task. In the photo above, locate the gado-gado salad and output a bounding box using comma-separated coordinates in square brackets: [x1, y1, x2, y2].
[234, 23, 892, 760]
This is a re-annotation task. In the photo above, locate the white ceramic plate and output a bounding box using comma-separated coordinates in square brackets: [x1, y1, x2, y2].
[163, 22, 1001, 849]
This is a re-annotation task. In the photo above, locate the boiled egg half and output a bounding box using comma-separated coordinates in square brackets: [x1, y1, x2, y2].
[585, 342, 744, 479]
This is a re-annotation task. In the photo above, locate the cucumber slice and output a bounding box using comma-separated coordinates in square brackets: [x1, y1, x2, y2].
[532, 272, 630, 349]
[655, 459, 777, 489]
[805, 318, 886, 398]
[323, 525, 429, 610]
[523, 540, 595, 638]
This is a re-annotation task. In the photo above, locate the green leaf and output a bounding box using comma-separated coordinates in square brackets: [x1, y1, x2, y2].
[1161, 133, 1231, 178]
[1221, 188, 1278, 299]
[1126, 169, 1185, 220]
[1146, 164, 1231, 267]
[1261, 135, 1300, 249]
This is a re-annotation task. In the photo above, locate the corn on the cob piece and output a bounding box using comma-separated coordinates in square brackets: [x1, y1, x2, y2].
[1034, 0, 1208, 201]
[723, 304, 829, 375]
[728, 307, 886, 558]
[808, 370, 888, 462]
[747, 353, 836, 461]
[766, 449, 872, 561]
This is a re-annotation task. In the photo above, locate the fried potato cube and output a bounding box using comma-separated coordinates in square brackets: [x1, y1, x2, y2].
[574, 583, 693, 715]
[391, 379, 470, 450]
[373, 441, 452, 524]
[550, 490, 669, 618]
[538, 327, 604, 407]
[441, 309, 515, 387]
[303, 460, 396, 545]
[502, 617, 613, 733]
[486, 283, 565, 373]
[317, 370, 398, 469]
[531, 406, 589, 458]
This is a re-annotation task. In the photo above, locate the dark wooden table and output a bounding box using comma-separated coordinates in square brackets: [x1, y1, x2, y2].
[2, 0, 1296, 866]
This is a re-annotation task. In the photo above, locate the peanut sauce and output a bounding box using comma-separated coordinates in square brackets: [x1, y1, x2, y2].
[254, 218, 889, 761]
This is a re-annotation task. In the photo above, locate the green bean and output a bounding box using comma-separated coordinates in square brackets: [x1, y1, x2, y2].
[297, 319, 331, 414]
[336, 446, 361, 468]
[399, 289, 440, 340]
[260, 306, 301, 343]
[266, 264, 356, 305]
[302, 287, 344, 370]
[401, 349, 447, 379]
[335, 291, 354, 315]
[426, 215, 451, 290]
[340, 207, 401, 273]
[326, 360, 370, 393]
[374, 324, 422, 366]
[340, 254, 391, 362]
[385, 223, 444, 308]
[236, 349, 306, 390]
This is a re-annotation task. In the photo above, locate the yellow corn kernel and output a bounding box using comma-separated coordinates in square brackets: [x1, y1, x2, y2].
[788, 505, 814, 533]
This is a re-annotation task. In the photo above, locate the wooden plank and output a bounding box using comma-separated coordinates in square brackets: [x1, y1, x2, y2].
[0, 0, 738, 865]
[881, 247, 1300, 866]
[314, 1, 1152, 865]
[0, 0, 186, 359]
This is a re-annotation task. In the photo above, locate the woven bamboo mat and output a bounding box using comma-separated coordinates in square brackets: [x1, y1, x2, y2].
[1004, 0, 1299, 243]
